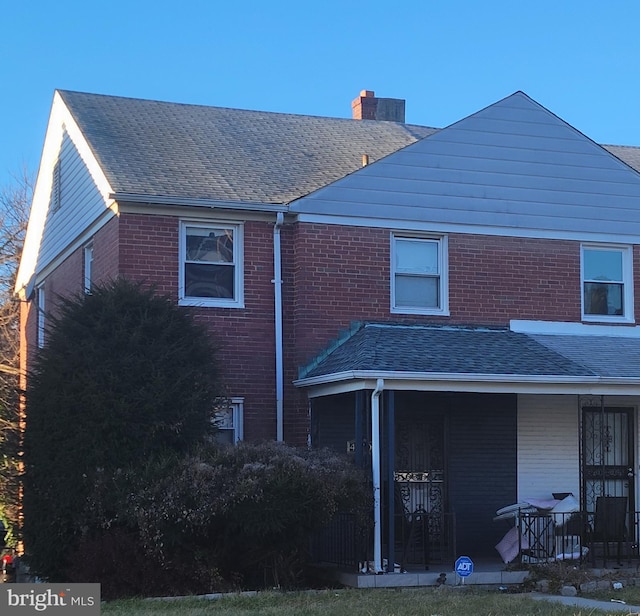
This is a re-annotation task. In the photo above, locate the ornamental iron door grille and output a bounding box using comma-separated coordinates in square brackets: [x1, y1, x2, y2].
[581, 406, 635, 515]
[394, 412, 447, 563]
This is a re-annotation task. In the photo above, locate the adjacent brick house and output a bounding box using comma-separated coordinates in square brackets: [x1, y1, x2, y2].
[16, 89, 640, 567]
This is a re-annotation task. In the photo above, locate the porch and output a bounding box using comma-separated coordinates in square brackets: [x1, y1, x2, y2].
[297, 322, 640, 578]
[312, 506, 640, 589]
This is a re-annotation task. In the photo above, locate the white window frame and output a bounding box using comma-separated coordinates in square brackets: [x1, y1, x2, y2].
[214, 397, 244, 444]
[391, 233, 449, 316]
[84, 242, 94, 294]
[581, 243, 634, 323]
[36, 283, 45, 348]
[179, 220, 244, 308]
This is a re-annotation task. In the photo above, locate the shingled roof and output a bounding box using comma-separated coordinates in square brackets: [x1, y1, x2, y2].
[58, 90, 435, 204]
[297, 323, 640, 384]
[299, 323, 595, 379]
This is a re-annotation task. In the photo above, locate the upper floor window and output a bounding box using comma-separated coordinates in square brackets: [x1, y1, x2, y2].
[391, 234, 448, 315]
[179, 222, 244, 308]
[84, 243, 94, 294]
[581, 244, 634, 322]
[214, 397, 244, 445]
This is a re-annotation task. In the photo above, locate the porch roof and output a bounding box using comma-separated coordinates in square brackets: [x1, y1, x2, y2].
[294, 323, 640, 397]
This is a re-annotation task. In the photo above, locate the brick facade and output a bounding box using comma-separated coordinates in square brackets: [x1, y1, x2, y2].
[21, 212, 640, 447]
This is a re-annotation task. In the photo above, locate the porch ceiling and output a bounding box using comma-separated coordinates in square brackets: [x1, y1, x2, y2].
[294, 323, 640, 397]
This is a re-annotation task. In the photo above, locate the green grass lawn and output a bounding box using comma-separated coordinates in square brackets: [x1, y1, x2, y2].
[101, 588, 627, 616]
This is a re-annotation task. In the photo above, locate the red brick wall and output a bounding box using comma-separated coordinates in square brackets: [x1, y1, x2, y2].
[21, 213, 640, 448]
[118, 213, 279, 442]
[448, 234, 581, 323]
[93, 216, 119, 286]
[290, 223, 631, 366]
[22, 213, 283, 442]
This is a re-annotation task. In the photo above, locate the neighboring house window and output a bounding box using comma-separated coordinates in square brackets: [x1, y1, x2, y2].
[214, 397, 244, 445]
[36, 283, 45, 348]
[180, 222, 244, 307]
[51, 159, 61, 211]
[391, 234, 448, 315]
[581, 244, 634, 322]
[84, 243, 94, 294]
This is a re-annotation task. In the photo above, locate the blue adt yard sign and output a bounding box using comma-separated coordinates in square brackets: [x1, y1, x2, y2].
[455, 556, 474, 577]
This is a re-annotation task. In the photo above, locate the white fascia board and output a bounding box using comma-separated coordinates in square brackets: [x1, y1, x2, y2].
[511, 320, 640, 338]
[294, 370, 640, 398]
[15, 91, 114, 295]
[112, 193, 289, 214]
[293, 213, 640, 245]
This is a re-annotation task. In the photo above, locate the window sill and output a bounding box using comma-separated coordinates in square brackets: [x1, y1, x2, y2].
[581, 315, 635, 326]
[391, 307, 450, 317]
[179, 298, 244, 309]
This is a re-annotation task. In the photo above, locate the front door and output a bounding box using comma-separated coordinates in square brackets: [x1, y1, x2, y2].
[582, 407, 635, 513]
[395, 410, 446, 517]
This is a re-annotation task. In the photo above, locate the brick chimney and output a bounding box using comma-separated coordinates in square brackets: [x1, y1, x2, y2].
[351, 90, 405, 122]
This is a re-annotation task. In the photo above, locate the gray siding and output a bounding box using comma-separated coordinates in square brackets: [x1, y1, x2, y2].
[292, 92, 640, 241]
[38, 130, 112, 273]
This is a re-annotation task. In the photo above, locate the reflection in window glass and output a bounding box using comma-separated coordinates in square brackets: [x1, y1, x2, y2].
[184, 226, 235, 299]
[582, 246, 631, 319]
[396, 240, 438, 274]
[583, 250, 623, 282]
[584, 282, 623, 315]
[393, 237, 442, 311]
[395, 275, 439, 308]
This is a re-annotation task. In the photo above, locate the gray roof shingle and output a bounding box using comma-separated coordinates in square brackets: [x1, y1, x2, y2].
[58, 90, 435, 204]
[604, 145, 640, 173]
[300, 323, 602, 379]
[530, 333, 640, 378]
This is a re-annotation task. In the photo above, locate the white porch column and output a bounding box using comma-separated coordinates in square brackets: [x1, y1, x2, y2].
[371, 378, 384, 573]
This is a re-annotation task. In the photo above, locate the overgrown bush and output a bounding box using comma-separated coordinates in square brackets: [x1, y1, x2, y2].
[22, 278, 221, 582]
[127, 442, 371, 593]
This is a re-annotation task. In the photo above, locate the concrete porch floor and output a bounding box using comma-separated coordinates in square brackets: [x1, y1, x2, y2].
[330, 558, 640, 589]
[330, 559, 530, 589]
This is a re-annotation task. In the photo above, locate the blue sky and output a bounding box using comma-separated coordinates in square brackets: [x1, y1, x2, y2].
[1, 0, 639, 192]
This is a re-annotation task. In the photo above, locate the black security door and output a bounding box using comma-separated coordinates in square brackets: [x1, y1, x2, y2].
[395, 411, 446, 518]
[582, 407, 635, 514]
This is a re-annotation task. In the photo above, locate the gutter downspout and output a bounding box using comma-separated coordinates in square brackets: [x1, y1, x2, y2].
[273, 212, 284, 441]
[371, 378, 384, 573]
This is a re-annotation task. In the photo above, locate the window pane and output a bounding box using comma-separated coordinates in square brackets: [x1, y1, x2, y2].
[214, 408, 234, 430]
[214, 430, 235, 445]
[584, 249, 623, 282]
[185, 263, 234, 298]
[396, 275, 439, 308]
[396, 240, 438, 274]
[584, 282, 623, 315]
[186, 227, 234, 263]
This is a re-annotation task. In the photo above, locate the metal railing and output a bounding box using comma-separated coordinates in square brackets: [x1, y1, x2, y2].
[519, 509, 640, 568]
[393, 510, 456, 571]
[310, 512, 371, 570]
[311, 510, 456, 572]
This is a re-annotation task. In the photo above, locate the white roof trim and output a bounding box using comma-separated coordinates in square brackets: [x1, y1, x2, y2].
[510, 319, 640, 338]
[112, 193, 289, 213]
[15, 91, 115, 295]
[293, 213, 640, 244]
[294, 369, 640, 398]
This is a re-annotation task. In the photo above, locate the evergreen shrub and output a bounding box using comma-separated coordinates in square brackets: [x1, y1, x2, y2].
[22, 278, 221, 582]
